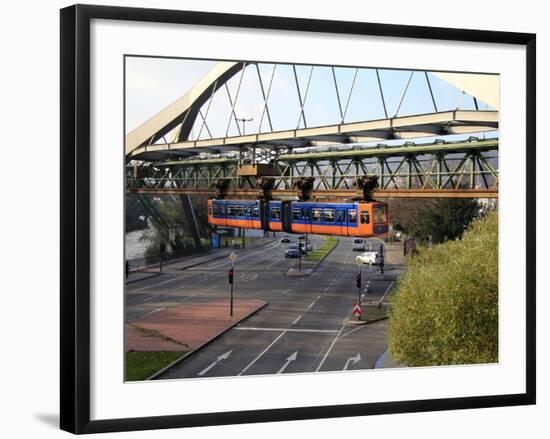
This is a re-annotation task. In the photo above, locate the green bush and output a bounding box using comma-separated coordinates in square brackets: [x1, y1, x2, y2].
[388, 212, 498, 366]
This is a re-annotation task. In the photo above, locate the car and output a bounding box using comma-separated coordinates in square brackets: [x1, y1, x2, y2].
[352, 237, 365, 251]
[356, 251, 379, 265]
[285, 244, 302, 258]
[280, 236, 291, 243]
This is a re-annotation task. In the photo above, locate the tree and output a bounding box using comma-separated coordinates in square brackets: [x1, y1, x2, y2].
[408, 199, 480, 244]
[387, 212, 498, 366]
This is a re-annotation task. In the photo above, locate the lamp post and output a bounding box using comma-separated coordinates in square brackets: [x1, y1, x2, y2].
[236, 117, 253, 135]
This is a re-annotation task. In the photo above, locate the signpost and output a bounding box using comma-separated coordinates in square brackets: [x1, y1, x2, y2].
[228, 252, 237, 316]
[352, 303, 362, 319]
[355, 258, 362, 305]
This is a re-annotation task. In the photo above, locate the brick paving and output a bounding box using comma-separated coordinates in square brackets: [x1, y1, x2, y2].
[125, 299, 266, 352]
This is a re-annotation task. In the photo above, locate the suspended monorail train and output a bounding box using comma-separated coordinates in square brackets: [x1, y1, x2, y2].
[207, 199, 388, 237]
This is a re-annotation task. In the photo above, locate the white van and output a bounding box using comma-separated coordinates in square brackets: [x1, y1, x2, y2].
[352, 237, 365, 251]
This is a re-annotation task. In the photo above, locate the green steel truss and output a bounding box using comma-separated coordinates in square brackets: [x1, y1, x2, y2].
[126, 139, 498, 193]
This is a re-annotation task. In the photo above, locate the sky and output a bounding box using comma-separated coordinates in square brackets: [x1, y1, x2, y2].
[125, 56, 498, 144]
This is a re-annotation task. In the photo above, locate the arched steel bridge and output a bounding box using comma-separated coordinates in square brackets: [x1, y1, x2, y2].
[126, 60, 499, 199]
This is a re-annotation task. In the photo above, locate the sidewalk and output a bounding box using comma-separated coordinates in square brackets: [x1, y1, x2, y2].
[126, 270, 161, 284]
[126, 298, 267, 353]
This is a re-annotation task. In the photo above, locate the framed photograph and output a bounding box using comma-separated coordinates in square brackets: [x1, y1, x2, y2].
[60, 4, 536, 434]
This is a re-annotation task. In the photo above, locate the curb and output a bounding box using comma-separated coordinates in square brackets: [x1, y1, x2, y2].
[311, 238, 339, 270]
[178, 239, 274, 271]
[148, 301, 268, 380]
[125, 272, 162, 285]
[285, 238, 339, 276]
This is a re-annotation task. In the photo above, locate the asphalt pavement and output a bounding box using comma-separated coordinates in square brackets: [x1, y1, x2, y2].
[125, 235, 401, 379]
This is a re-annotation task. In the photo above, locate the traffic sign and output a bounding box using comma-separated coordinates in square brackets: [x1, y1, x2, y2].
[352, 303, 362, 317]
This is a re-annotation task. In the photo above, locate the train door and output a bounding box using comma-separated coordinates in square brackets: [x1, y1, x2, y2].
[336, 207, 347, 236]
[301, 206, 312, 234]
[281, 201, 292, 233]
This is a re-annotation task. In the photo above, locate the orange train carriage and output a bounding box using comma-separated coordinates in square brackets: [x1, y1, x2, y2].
[207, 199, 388, 237]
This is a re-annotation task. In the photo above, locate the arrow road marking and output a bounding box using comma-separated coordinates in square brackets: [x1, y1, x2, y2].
[197, 350, 233, 376]
[277, 351, 298, 374]
[343, 353, 362, 371]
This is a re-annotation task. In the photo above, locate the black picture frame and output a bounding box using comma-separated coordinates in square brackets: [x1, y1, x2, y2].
[60, 4, 536, 434]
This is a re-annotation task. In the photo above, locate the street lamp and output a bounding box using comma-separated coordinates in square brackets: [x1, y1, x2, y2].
[236, 117, 253, 135]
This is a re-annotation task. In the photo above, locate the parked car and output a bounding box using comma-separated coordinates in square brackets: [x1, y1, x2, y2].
[356, 250, 379, 265]
[280, 236, 291, 243]
[352, 237, 366, 251]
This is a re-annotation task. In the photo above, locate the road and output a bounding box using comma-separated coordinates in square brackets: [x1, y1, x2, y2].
[125, 235, 400, 379]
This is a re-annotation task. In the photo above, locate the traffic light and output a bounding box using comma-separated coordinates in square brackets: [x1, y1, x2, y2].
[228, 268, 234, 284]
[356, 272, 361, 288]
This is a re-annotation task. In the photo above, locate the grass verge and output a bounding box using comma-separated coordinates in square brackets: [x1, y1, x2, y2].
[307, 236, 337, 262]
[125, 351, 189, 382]
[359, 303, 390, 322]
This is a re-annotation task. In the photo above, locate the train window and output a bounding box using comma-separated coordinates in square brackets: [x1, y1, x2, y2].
[349, 209, 357, 223]
[302, 208, 310, 221]
[312, 208, 322, 222]
[336, 210, 346, 223]
[271, 207, 281, 219]
[293, 208, 301, 220]
[361, 211, 370, 224]
[244, 207, 252, 217]
[234, 206, 244, 217]
[252, 207, 259, 218]
[208, 206, 213, 216]
[324, 209, 335, 222]
[226, 205, 234, 216]
[373, 204, 387, 223]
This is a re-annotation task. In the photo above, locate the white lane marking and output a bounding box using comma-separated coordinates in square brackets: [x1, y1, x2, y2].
[315, 321, 347, 372]
[238, 330, 287, 376]
[179, 294, 196, 303]
[343, 353, 362, 371]
[205, 284, 219, 291]
[131, 277, 176, 293]
[378, 281, 395, 305]
[277, 351, 298, 374]
[144, 306, 166, 316]
[337, 325, 367, 342]
[197, 350, 232, 376]
[234, 327, 339, 333]
[292, 314, 302, 325]
[316, 295, 322, 299]
[307, 301, 316, 309]
[141, 294, 159, 303]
